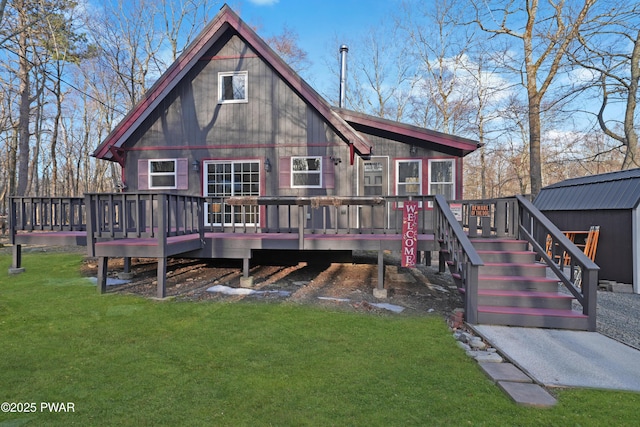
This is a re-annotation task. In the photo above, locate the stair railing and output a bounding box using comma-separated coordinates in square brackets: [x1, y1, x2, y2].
[433, 195, 484, 324]
[516, 195, 598, 331]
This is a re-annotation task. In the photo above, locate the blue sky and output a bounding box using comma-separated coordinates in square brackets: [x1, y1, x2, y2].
[230, 0, 397, 91]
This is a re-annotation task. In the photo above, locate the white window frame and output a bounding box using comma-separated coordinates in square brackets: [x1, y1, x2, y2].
[395, 159, 422, 196]
[218, 71, 248, 104]
[291, 156, 323, 188]
[203, 160, 260, 227]
[428, 158, 455, 200]
[148, 159, 177, 189]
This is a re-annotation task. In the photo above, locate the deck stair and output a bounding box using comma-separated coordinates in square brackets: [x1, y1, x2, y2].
[453, 237, 590, 330]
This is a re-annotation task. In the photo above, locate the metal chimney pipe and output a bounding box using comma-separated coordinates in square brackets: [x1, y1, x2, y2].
[339, 44, 348, 108]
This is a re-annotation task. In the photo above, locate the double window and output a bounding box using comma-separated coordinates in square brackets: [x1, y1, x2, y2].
[218, 71, 247, 103]
[394, 158, 455, 202]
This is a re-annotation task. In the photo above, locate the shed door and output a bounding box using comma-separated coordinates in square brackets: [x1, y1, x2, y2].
[359, 157, 389, 229]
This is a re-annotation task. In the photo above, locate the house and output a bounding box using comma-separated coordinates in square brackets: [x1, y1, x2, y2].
[10, 4, 481, 303]
[534, 168, 640, 294]
[92, 4, 479, 218]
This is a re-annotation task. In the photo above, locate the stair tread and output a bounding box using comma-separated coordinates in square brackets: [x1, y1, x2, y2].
[477, 250, 532, 254]
[478, 305, 587, 318]
[478, 274, 558, 282]
[477, 289, 574, 299]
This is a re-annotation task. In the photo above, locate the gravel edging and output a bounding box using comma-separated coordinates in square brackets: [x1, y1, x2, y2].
[596, 290, 640, 350]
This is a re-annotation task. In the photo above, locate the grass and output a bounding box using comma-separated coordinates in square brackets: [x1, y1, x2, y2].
[1, 253, 639, 426]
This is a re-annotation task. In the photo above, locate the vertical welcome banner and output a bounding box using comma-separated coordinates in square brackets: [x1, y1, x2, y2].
[402, 201, 419, 267]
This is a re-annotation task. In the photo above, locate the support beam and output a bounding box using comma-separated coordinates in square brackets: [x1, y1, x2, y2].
[373, 249, 387, 299]
[97, 256, 109, 293]
[9, 244, 25, 274]
[157, 257, 167, 299]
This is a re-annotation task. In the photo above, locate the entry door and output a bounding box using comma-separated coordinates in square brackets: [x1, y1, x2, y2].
[360, 157, 388, 229]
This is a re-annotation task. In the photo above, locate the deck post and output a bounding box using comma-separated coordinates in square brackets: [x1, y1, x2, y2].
[157, 257, 167, 299]
[373, 249, 387, 298]
[298, 205, 305, 249]
[97, 256, 108, 293]
[9, 244, 25, 274]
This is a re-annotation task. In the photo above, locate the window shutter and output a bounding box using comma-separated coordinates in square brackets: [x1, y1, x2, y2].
[177, 158, 188, 190]
[279, 157, 291, 188]
[322, 157, 335, 189]
[138, 159, 149, 190]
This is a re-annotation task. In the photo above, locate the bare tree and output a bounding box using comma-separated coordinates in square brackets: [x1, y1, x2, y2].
[471, 0, 596, 196]
[569, 1, 640, 169]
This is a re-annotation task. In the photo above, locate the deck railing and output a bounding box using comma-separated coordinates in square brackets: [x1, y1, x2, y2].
[85, 193, 204, 256]
[9, 196, 86, 244]
[204, 195, 435, 235]
[516, 195, 598, 330]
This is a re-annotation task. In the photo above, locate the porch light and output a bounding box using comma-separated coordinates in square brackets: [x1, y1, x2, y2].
[192, 160, 200, 172]
[264, 158, 272, 172]
[409, 145, 418, 155]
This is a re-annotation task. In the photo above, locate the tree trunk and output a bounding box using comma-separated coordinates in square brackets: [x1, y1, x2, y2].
[16, 46, 31, 197]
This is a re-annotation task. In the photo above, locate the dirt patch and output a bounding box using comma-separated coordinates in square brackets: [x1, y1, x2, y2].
[78, 250, 462, 317]
[1, 235, 462, 318]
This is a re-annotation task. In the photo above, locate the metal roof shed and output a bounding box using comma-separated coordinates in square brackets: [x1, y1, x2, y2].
[534, 168, 640, 294]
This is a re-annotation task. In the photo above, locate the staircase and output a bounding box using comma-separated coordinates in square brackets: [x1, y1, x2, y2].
[454, 237, 590, 330]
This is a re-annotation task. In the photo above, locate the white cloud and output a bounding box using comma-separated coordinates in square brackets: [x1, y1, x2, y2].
[248, 0, 280, 5]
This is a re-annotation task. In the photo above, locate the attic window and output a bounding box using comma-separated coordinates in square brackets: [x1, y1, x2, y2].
[218, 71, 247, 103]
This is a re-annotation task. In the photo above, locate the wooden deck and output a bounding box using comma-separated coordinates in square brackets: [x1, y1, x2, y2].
[9, 194, 438, 298]
[9, 193, 600, 331]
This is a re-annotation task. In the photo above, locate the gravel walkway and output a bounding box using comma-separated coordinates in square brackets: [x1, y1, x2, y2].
[597, 291, 640, 350]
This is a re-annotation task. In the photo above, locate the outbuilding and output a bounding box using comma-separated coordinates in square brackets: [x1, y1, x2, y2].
[534, 168, 640, 294]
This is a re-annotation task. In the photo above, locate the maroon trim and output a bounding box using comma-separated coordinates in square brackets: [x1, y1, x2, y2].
[199, 54, 259, 61]
[124, 142, 341, 152]
[337, 108, 479, 156]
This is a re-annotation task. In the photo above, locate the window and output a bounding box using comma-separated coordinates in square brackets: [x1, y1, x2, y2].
[204, 160, 260, 226]
[396, 160, 422, 196]
[429, 159, 455, 200]
[291, 157, 322, 188]
[363, 161, 384, 196]
[218, 71, 247, 103]
[149, 160, 177, 189]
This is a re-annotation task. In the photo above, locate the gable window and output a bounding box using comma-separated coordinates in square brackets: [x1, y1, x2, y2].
[429, 159, 455, 200]
[218, 71, 247, 103]
[149, 160, 177, 189]
[396, 160, 422, 196]
[291, 157, 322, 188]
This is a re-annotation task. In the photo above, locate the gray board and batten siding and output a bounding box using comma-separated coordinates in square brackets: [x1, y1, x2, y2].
[534, 168, 640, 293]
[125, 33, 347, 198]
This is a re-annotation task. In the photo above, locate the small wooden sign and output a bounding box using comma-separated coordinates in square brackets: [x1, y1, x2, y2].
[470, 204, 491, 217]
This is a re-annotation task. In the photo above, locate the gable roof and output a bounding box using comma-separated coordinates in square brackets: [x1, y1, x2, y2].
[534, 168, 640, 211]
[336, 109, 479, 157]
[93, 4, 479, 163]
[93, 4, 372, 162]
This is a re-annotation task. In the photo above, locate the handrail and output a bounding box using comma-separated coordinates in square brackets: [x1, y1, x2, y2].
[433, 195, 483, 324]
[516, 195, 598, 330]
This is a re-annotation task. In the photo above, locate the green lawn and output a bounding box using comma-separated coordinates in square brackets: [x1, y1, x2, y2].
[1, 253, 638, 426]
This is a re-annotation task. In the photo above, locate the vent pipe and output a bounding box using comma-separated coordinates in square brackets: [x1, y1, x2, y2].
[339, 44, 348, 109]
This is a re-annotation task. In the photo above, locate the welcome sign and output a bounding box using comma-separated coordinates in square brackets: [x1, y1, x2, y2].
[402, 201, 419, 267]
